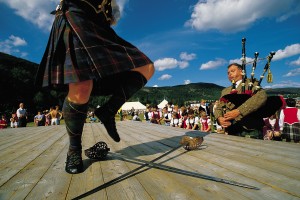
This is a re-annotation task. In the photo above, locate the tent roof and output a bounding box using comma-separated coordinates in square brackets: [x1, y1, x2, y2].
[158, 99, 168, 109]
[122, 102, 146, 110]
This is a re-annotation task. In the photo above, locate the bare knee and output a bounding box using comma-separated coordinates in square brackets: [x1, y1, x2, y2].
[68, 80, 93, 104]
[132, 63, 155, 81]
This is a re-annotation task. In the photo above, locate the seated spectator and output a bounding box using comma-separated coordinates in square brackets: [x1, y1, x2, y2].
[279, 98, 300, 143]
[180, 106, 188, 129]
[10, 113, 18, 128]
[170, 112, 182, 127]
[88, 112, 97, 123]
[34, 111, 45, 126]
[263, 114, 281, 140]
[150, 105, 161, 124]
[0, 115, 8, 129]
[161, 107, 171, 126]
[132, 112, 141, 121]
[186, 109, 199, 130]
[200, 112, 211, 132]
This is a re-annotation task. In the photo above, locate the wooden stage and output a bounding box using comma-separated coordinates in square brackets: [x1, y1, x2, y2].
[0, 121, 299, 200]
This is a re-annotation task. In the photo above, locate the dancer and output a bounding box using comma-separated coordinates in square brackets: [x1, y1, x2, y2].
[35, 0, 154, 174]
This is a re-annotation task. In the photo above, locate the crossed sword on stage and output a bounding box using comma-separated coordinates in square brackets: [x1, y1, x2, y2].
[72, 134, 259, 200]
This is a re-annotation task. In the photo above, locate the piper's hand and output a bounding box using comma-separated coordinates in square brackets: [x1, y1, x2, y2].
[218, 117, 232, 128]
[224, 109, 240, 121]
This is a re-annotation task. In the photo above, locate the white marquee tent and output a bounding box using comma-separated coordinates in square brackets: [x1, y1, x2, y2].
[158, 99, 168, 109]
[121, 101, 146, 111]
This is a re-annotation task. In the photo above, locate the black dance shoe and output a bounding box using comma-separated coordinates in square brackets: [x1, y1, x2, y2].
[95, 109, 120, 142]
[65, 152, 83, 174]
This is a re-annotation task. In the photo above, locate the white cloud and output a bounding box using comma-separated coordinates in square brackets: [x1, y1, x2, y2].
[186, 0, 300, 33]
[180, 52, 196, 61]
[9, 35, 27, 46]
[158, 74, 172, 80]
[184, 80, 191, 85]
[265, 80, 300, 88]
[178, 61, 189, 69]
[0, 0, 56, 31]
[0, 0, 128, 31]
[229, 57, 254, 65]
[154, 52, 196, 71]
[153, 85, 159, 88]
[0, 35, 28, 57]
[283, 68, 300, 77]
[273, 44, 300, 61]
[154, 58, 178, 71]
[200, 58, 227, 70]
[289, 57, 300, 66]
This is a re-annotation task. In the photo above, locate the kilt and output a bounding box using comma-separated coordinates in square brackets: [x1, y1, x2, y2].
[35, 0, 152, 89]
[282, 123, 300, 142]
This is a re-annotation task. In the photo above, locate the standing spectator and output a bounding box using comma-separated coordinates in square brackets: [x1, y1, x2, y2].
[199, 99, 210, 116]
[46, 106, 63, 125]
[130, 107, 135, 117]
[279, 98, 300, 143]
[118, 108, 123, 121]
[10, 113, 18, 128]
[0, 115, 8, 129]
[44, 109, 51, 126]
[55, 105, 63, 125]
[16, 103, 27, 127]
[144, 105, 151, 122]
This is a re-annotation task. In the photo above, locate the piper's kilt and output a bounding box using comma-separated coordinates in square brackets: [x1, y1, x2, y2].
[282, 123, 300, 142]
[35, 0, 152, 89]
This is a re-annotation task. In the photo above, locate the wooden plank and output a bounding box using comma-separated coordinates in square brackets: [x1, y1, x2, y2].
[66, 123, 107, 200]
[0, 127, 53, 151]
[0, 121, 299, 200]
[113, 124, 250, 200]
[0, 127, 68, 199]
[24, 142, 72, 199]
[0, 126, 66, 187]
[117, 122, 295, 199]
[89, 123, 153, 200]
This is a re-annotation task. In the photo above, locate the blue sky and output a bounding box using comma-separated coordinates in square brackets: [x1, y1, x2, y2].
[0, 0, 300, 88]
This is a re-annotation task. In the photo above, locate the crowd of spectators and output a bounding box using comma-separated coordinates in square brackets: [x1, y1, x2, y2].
[1, 98, 299, 144]
[141, 98, 300, 143]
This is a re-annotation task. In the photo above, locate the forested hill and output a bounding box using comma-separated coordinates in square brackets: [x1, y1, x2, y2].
[132, 83, 225, 105]
[0, 52, 299, 117]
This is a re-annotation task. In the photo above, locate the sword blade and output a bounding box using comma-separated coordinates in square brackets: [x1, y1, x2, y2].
[109, 152, 259, 190]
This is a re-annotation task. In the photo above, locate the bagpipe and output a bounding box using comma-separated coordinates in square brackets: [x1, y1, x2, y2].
[220, 38, 286, 132]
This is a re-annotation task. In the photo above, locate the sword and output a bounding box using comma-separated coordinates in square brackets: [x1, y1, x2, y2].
[109, 152, 260, 190]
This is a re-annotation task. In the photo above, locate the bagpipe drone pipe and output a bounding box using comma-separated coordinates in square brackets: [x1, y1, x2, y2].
[220, 38, 286, 132]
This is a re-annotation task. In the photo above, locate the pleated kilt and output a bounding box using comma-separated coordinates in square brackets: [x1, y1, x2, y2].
[35, 0, 152, 89]
[282, 122, 300, 142]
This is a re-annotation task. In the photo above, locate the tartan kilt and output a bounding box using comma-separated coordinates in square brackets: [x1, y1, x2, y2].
[282, 122, 300, 141]
[35, 0, 152, 90]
